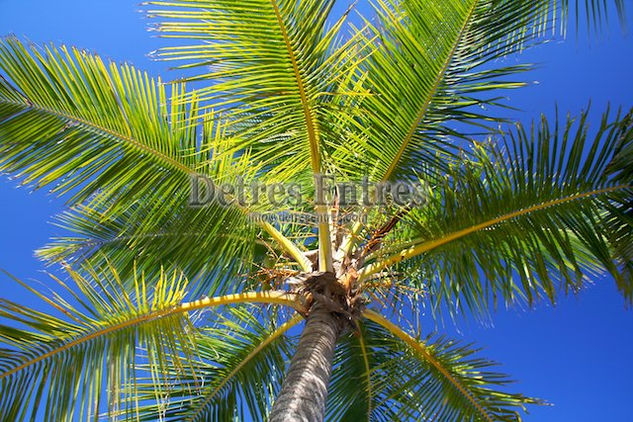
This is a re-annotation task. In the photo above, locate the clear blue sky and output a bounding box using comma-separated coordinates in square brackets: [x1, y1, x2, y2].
[0, 1, 632, 420]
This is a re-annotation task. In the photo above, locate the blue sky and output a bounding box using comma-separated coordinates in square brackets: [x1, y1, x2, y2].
[0, 1, 632, 420]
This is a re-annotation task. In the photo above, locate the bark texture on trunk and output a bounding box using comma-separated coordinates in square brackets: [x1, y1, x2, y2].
[269, 302, 343, 422]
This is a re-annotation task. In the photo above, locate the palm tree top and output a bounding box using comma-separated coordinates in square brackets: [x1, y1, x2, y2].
[0, 0, 631, 420]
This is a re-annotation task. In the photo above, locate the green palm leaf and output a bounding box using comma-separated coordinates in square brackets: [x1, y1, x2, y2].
[144, 0, 356, 179]
[36, 202, 265, 295]
[143, 0, 367, 270]
[0, 264, 194, 421]
[335, 0, 626, 182]
[0, 38, 313, 285]
[359, 107, 633, 317]
[325, 314, 540, 421]
[0, 263, 301, 421]
[124, 308, 300, 421]
[0, 38, 200, 206]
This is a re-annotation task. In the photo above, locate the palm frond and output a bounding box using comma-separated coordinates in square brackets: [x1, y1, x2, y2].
[144, 0, 367, 270]
[124, 308, 301, 421]
[325, 312, 541, 421]
[359, 106, 633, 317]
[0, 38, 311, 280]
[0, 37, 199, 207]
[341, 0, 626, 182]
[0, 263, 301, 421]
[36, 202, 266, 295]
[349, 0, 483, 181]
[0, 264, 193, 421]
[326, 322, 374, 421]
[144, 0, 356, 180]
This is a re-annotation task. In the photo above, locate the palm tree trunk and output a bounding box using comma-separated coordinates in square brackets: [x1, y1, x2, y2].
[270, 301, 343, 422]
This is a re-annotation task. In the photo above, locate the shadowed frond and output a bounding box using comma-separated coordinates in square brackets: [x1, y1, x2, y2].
[325, 313, 540, 421]
[605, 110, 633, 280]
[36, 202, 265, 296]
[122, 308, 300, 421]
[359, 106, 633, 317]
[326, 322, 375, 421]
[609, 109, 633, 182]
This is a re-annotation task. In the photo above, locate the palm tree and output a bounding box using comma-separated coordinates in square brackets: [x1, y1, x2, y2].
[0, 0, 631, 420]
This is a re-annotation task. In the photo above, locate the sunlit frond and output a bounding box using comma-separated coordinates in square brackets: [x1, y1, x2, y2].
[144, 0, 370, 270]
[0, 263, 301, 421]
[0, 264, 194, 421]
[144, 0, 359, 180]
[0, 38, 313, 283]
[340, 0, 626, 182]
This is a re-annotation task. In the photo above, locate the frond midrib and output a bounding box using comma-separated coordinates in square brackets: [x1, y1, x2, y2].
[357, 323, 373, 420]
[268, 0, 321, 173]
[267, 0, 333, 271]
[359, 184, 630, 279]
[0, 97, 193, 175]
